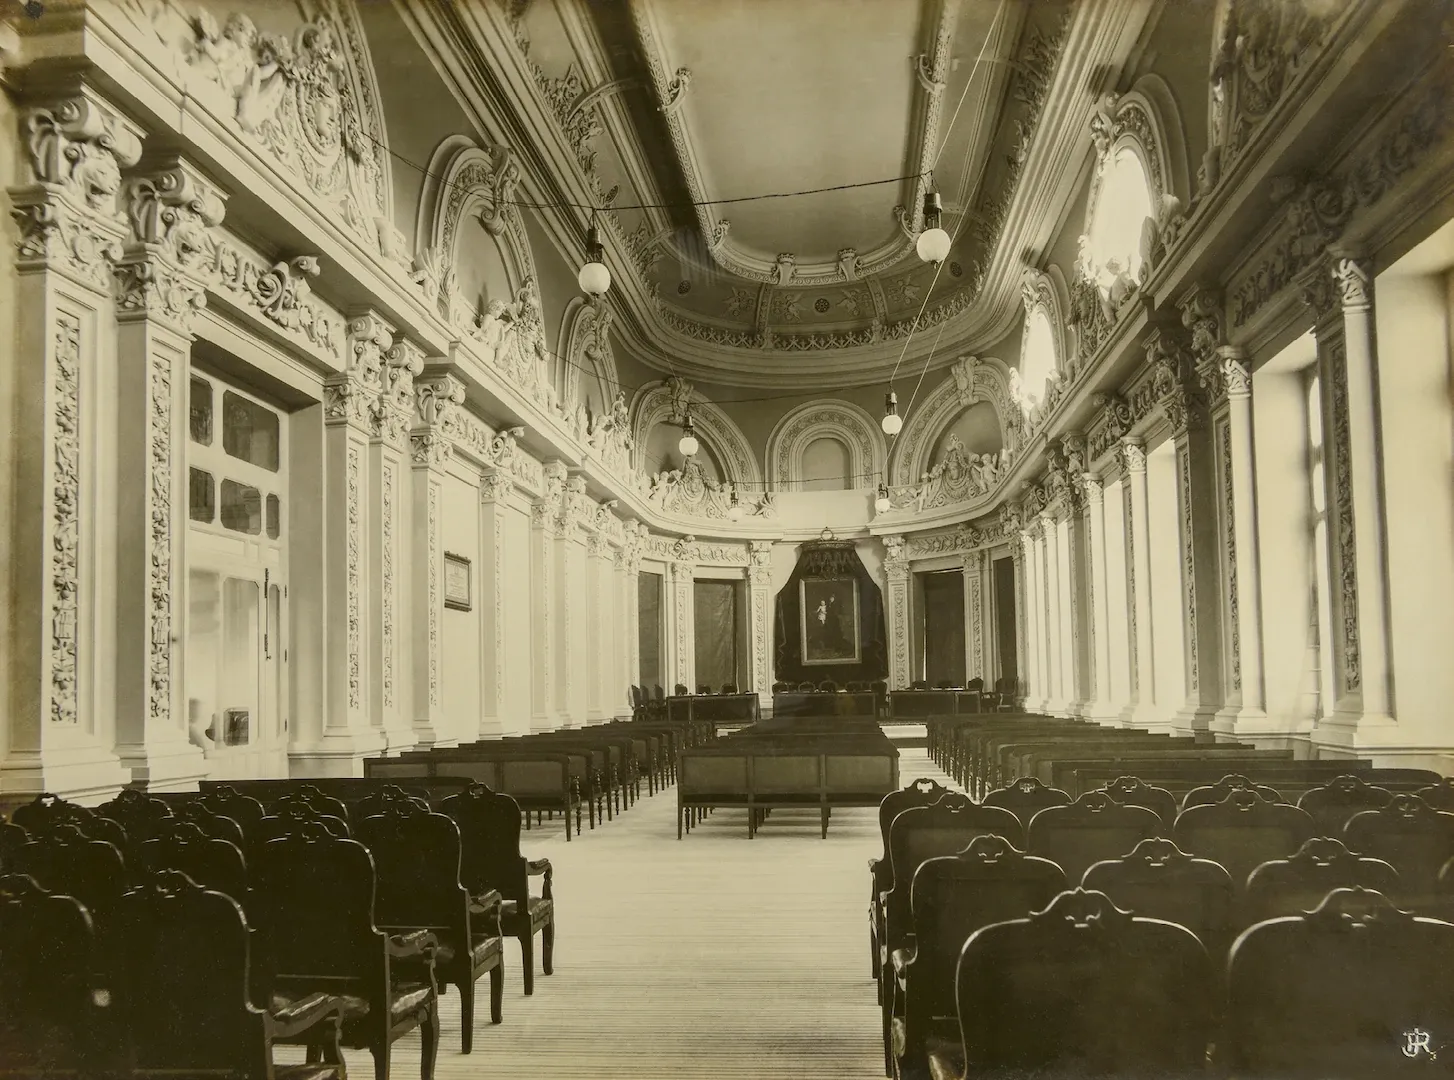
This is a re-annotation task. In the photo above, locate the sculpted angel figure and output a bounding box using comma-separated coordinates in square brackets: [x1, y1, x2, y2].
[474, 298, 509, 355]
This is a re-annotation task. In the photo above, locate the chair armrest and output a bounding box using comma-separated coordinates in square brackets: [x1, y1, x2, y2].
[868, 856, 881, 874]
[528, 858, 553, 901]
[266, 991, 345, 1042]
[386, 929, 438, 960]
[890, 936, 917, 976]
[468, 889, 503, 917]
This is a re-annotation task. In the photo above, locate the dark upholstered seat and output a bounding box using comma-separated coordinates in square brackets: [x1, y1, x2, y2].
[1026, 790, 1163, 885]
[982, 776, 1072, 829]
[1082, 837, 1237, 960]
[1244, 836, 1401, 924]
[1173, 789, 1317, 892]
[1298, 774, 1394, 835]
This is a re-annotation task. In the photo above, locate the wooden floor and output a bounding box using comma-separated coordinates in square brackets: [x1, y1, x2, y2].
[282, 744, 957, 1079]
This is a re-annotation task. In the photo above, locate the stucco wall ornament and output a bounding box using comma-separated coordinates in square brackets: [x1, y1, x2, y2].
[642, 457, 774, 521]
[117, 0, 388, 249]
[1143, 328, 1205, 436]
[890, 435, 1007, 513]
[629, 379, 761, 490]
[115, 160, 227, 330]
[890, 355, 1019, 487]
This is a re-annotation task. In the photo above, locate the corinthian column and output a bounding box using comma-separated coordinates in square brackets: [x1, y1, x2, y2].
[530, 462, 567, 732]
[1119, 440, 1160, 729]
[1302, 256, 1396, 747]
[1080, 474, 1119, 721]
[882, 536, 912, 689]
[3, 87, 140, 799]
[111, 156, 225, 789]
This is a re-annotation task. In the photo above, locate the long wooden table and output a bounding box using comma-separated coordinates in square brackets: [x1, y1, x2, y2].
[888, 689, 983, 717]
[773, 691, 878, 718]
[666, 693, 761, 724]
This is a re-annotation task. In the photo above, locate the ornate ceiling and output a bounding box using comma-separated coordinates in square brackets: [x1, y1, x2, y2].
[430, 0, 1149, 389]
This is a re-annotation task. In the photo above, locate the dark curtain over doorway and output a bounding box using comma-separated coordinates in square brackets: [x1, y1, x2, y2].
[694, 580, 740, 692]
[994, 556, 1018, 686]
[638, 571, 663, 690]
[922, 570, 966, 686]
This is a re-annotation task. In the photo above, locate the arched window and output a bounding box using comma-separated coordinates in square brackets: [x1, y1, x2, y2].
[1017, 306, 1059, 415]
[800, 436, 852, 491]
[1082, 146, 1155, 292]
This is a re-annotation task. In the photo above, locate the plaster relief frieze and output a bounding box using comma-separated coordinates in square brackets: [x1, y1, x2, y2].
[145, 342, 175, 725]
[115, 161, 228, 332]
[346, 443, 363, 711]
[114, 0, 389, 251]
[1230, 59, 1454, 329]
[381, 461, 396, 710]
[890, 435, 1007, 514]
[207, 244, 343, 361]
[643, 458, 775, 522]
[50, 316, 82, 726]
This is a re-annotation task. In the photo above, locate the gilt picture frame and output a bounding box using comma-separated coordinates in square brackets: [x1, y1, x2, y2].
[444, 552, 472, 611]
[799, 576, 861, 665]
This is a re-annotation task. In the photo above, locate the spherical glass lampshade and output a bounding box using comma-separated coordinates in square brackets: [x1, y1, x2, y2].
[578, 260, 611, 296]
[916, 226, 952, 265]
[727, 502, 743, 521]
[881, 411, 903, 436]
[874, 491, 891, 514]
[678, 431, 699, 457]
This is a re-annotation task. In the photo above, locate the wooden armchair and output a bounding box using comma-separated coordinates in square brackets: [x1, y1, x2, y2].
[1025, 790, 1164, 885]
[1243, 836, 1401, 925]
[0, 872, 117, 1077]
[1344, 794, 1454, 910]
[1298, 774, 1395, 835]
[1082, 837, 1237, 960]
[10, 822, 128, 968]
[868, 779, 951, 984]
[96, 788, 175, 843]
[444, 784, 555, 996]
[139, 819, 249, 910]
[1174, 789, 1317, 893]
[253, 823, 441, 1080]
[357, 801, 506, 1053]
[117, 869, 347, 1080]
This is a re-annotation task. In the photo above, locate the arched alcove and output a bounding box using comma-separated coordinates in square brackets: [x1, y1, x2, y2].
[890, 355, 1019, 486]
[629, 380, 761, 489]
[800, 436, 853, 491]
[641, 422, 725, 482]
[933, 401, 1003, 462]
[766, 400, 885, 492]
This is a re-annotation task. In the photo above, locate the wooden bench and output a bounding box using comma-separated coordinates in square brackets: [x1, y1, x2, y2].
[677, 741, 899, 839]
[366, 752, 585, 840]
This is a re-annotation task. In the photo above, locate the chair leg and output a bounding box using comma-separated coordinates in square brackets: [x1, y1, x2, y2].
[372, 1038, 390, 1080]
[520, 932, 536, 996]
[542, 918, 554, 976]
[422, 1002, 440, 1080]
[459, 978, 475, 1054]
[489, 961, 504, 1024]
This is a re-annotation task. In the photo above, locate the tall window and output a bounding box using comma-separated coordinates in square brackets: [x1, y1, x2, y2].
[1305, 371, 1335, 719]
[1083, 146, 1155, 292]
[1018, 307, 1059, 415]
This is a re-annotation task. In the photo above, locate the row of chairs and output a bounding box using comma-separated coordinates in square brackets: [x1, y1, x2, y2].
[1, 780, 555, 1078]
[869, 776, 1454, 1079]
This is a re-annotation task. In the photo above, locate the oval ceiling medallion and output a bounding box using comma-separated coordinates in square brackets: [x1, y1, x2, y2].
[677, 279, 692, 294]
[949, 261, 963, 278]
[813, 297, 830, 314]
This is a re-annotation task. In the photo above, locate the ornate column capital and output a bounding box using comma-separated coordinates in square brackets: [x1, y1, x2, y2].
[113, 156, 227, 332]
[1120, 438, 1147, 474]
[480, 469, 514, 505]
[371, 338, 425, 449]
[1333, 255, 1373, 312]
[1144, 327, 1205, 436]
[1081, 473, 1104, 505]
[882, 534, 909, 580]
[1297, 252, 1340, 325]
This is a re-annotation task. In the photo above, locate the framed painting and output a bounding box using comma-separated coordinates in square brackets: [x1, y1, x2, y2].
[444, 552, 472, 611]
[799, 576, 861, 665]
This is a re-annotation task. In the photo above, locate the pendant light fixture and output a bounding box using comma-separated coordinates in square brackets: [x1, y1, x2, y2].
[577, 218, 611, 297]
[915, 189, 952, 266]
[874, 483, 892, 515]
[881, 390, 903, 436]
[678, 409, 699, 458]
[727, 493, 743, 521]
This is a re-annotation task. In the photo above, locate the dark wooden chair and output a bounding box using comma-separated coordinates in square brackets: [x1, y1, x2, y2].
[674, 683, 690, 696]
[1180, 772, 1284, 810]
[443, 784, 555, 996]
[138, 819, 249, 910]
[275, 787, 350, 825]
[356, 802, 505, 1053]
[889, 835, 1065, 1078]
[696, 684, 712, 695]
[1026, 790, 1164, 885]
[868, 779, 952, 983]
[1227, 887, 1454, 1078]
[0, 821, 28, 870]
[881, 797, 1023, 1053]
[1173, 788, 1318, 892]
[941, 888, 1214, 1080]
[202, 786, 268, 835]
[1243, 836, 1401, 925]
[9, 822, 128, 964]
[797, 680, 815, 692]
[355, 786, 430, 822]
[176, 801, 249, 849]
[1439, 855, 1454, 921]
[253, 824, 441, 1080]
[1099, 775, 1179, 828]
[653, 684, 665, 701]
[1298, 774, 1394, 835]
[965, 677, 985, 692]
[772, 681, 791, 693]
[720, 683, 737, 694]
[1414, 777, 1454, 812]
[846, 680, 869, 692]
[1344, 794, 1454, 910]
[982, 776, 1072, 829]
[910, 680, 930, 690]
[933, 679, 954, 690]
[96, 788, 175, 843]
[10, 794, 129, 855]
[0, 872, 117, 1077]
[257, 804, 350, 844]
[117, 869, 347, 1079]
[1082, 836, 1237, 960]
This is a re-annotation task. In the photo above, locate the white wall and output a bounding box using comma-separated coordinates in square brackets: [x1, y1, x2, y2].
[442, 469, 481, 744]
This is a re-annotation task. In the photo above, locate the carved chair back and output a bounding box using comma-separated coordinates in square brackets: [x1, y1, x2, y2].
[875, 779, 952, 887]
[1026, 791, 1165, 885]
[139, 819, 249, 906]
[886, 799, 1024, 945]
[355, 787, 430, 822]
[276, 787, 350, 824]
[0, 872, 107, 1074]
[356, 803, 469, 933]
[11, 823, 128, 932]
[1343, 794, 1454, 903]
[982, 776, 1073, 829]
[442, 785, 530, 905]
[0, 821, 29, 870]
[1243, 836, 1401, 925]
[1414, 777, 1454, 812]
[257, 803, 351, 844]
[201, 786, 267, 834]
[1173, 789, 1317, 892]
[908, 835, 1066, 1020]
[96, 788, 175, 843]
[253, 824, 384, 992]
[117, 869, 275, 1076]
[1227, 887, 1454, 1077]
[1081, 837, 1237, 958]
[1100, 775, 1179, 828]
[1180, 773, 1284, 811]
[955, 888, 1214, 1078]
[1297, 774, 1394, 836]
[176, 801, 248, 849]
